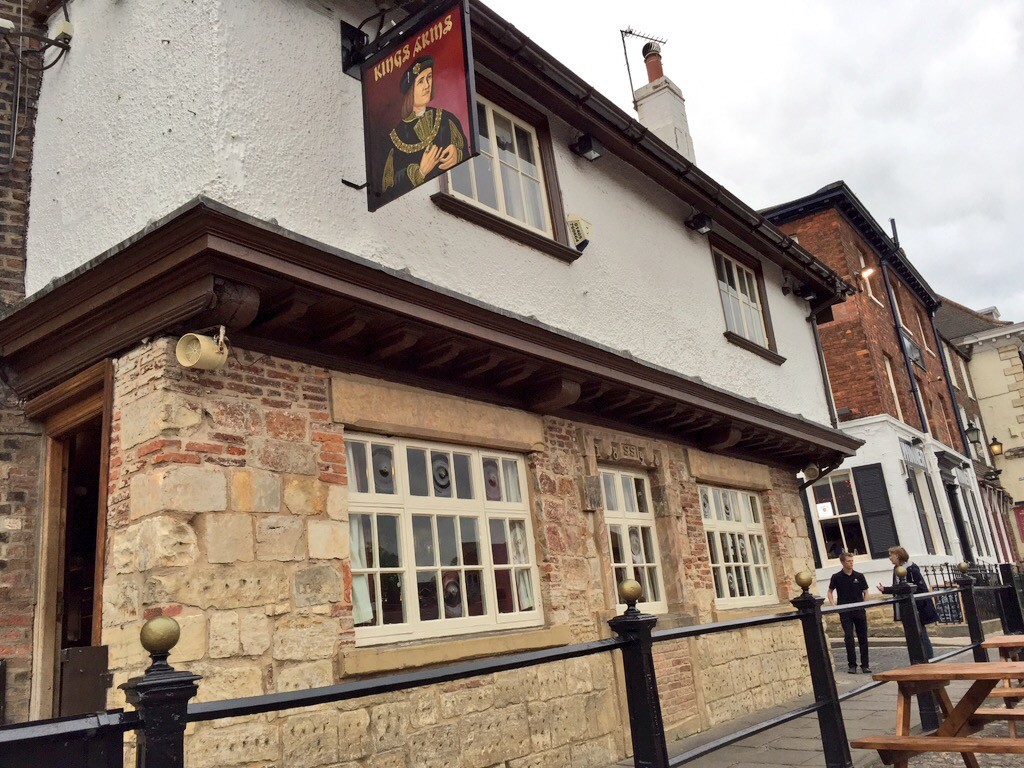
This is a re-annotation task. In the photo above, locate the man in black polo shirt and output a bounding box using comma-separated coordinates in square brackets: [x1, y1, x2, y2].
[828, 551, 870, 673]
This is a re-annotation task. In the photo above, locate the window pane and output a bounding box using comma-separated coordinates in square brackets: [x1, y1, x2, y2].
[645, 566, 660, 602]
[722, 492, 735, 522]
[466, 569, 485, 616]
[460, 518, 480, 565]
[509, 519, 529, 564]
[634, 478, 649, 515]
[724, 259, 737, 289]
[713, 490, 725, 520]
[493, 113, 517, 166]
[354, 514, 374, 568]
[712, 568, 724, 598]
[502, 459, 522, 503]
[748, 495, 761, 523]
[641, 527, 656, 562]
[347, 441, 369, 493]
[701, 487, 711, 519]
[833, 477, 856, 516]
[609, 525, 624, 564]
[413, 515, 435, 567]
[354, 573, 376, 626]
[381, 573, 405, 624]
[715, 254, 727, 283]
[621, 476, 637, 513]
[602, 473, 618, 511]
[494, 569, 515, 613]
[628, 527, 644, 564]
[500, 162, 526, 223]
[522, 176, 545, 230]
[515, 568, 535, 611]
[514, 125, 537, 176]
[472, 154, 499, 210]
[454, 453, 473, 499]
[841, 517, 867, 556]
[371, 444, 395, 495]
[431, 451, 452, 498]
[377, 515, 400, 568]
[483, 458, 502, 501]
[450, 161, 473, 197]
[490, 518, 509, 564]
[476, 101, 490, 153]
[442, 571, 463, 618]
[437, 516, 459, 567]
[407, 448, 428, 497]
[706, 532, 718, 564]
[820, 517, 843, 559]
[417, 573, 439, 621]
[720, 533, 731, 562]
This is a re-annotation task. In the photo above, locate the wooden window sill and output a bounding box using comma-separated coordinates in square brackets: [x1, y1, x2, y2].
[431, 192, 581, 264]
[340, 624, 572, 676]
[723, 331, 786, 365]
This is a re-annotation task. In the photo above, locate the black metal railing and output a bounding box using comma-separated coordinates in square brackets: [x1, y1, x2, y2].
[0, 565, 1020, 768]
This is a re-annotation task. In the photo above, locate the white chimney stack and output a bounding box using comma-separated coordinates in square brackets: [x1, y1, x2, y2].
[634, 42, 695, 164]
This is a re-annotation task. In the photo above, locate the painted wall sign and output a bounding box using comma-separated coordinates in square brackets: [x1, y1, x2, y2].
[360, 0, 478, 212]
[816, 501, 835, 519]
[899, 439, 927, 469]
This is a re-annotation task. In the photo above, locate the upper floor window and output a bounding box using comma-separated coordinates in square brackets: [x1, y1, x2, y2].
[858, 249, 880, 303]
[915, 310, 934, 354]
[714, 249, 769, 348]
[700, 485, 776, 607]
[958, 355, 975, 399]
[883, 354, 905, 422]
[944, 344, 960, 389]
[346, 435, 541, 645]
[448, 96, 552, 236]
[600, 467, 666, 613]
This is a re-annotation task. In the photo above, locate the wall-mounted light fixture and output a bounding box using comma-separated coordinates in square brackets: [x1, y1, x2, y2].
[910, 436, 924, 446]
[569, 134, 603, 162]
[801, 462, 820, 481]
[685, 213, 712, 235]
[175, 326, 229, 370]
[965, 421, 981, 446]
[989, 436, 1004, 457]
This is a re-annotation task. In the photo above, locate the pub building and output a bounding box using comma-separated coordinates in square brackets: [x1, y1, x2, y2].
[0, 0, 859, 762]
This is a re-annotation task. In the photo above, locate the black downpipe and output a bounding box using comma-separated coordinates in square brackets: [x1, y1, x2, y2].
[879, 260, 929, 433]
[930, 311, 972, 456]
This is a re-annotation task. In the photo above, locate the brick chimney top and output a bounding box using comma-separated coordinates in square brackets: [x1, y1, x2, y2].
[642, 41, 664, 83]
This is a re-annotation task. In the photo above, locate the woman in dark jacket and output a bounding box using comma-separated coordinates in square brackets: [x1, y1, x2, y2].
[877, 545, 938, 658]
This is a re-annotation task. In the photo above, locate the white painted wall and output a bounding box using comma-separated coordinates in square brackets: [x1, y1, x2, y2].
[26, 0, 832, 425]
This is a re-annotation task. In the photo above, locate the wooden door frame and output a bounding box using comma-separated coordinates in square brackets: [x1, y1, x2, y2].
[25, 361, 112, 720]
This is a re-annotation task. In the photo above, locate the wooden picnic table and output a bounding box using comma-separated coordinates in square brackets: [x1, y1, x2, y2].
[982, 634, 1024, 662]
[850, 661, 1024, 767]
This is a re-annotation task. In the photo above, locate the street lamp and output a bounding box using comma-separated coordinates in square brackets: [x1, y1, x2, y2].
[989, 436, 1004, 457]
[965, 421, 981, 446]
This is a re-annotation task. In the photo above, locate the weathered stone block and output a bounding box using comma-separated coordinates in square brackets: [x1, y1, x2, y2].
[335, 708, 372, 761]
[276, 660, 334, 691]
[272, 615, 339, 660]
[208, 610, 241, 658]
[326, 483, 346, 520]
[173, 609, 207, 663]
[371, 700, 411, 752]
[121, 390, 202, 450]
[231, 469, 281, 513]
[283, 476, 329, 516]
[190, 662, 264, 702]
[308, 519, 347, 560]
[256, 515, 305, 561]
[266, 410, 308, 442]
[294, 564, 342, 606]
[439, 682, 494, 719]
[204, 514, 254, 564]
[144, 562, 290, 609]
[404, 723, 457, 768]
[207, 400, 263, 434]
[130, 466, 227, 519]
[102, 575, 141, 627]
[460, 704, 531, 768]
[187, 722, 279, 768]
[239, 608, 272, 655]
[132, 516, 198, 571]
[282, 711, 339, 767]
[251, 438, 317, 474]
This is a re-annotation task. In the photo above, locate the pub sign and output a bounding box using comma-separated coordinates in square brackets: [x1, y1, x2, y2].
[360, 0, 478, 212]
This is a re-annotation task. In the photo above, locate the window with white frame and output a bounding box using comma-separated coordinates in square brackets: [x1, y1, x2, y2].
[916, 310, 934, 354]
[958, 355, 975, 399]
[448, 96, 552, 236]
[599, 467, 666, 612]
[944, 344, 960, 389]
[810, 473, 869, 561]
[700, 485, 776, 607]
[346, 435, 541, 644]
[884, 354, 905, 422]
[713, 249, 768, 348]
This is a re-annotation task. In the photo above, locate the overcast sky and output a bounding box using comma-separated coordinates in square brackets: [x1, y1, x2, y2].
[486, 0, 1024, 321]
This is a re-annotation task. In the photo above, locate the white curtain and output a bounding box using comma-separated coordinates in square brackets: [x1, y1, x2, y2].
[350, 515, 373, 625]
[510, 520, 534, 610]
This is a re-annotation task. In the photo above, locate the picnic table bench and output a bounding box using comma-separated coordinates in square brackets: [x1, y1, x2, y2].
[850, 661, 1024, 767]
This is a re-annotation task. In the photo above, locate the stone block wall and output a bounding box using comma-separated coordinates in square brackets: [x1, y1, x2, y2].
[93, 337, 817, 764]
[0, 2, 45, 724]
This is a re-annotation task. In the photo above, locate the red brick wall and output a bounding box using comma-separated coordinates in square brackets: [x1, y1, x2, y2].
[779, 210, 965, 452]
[0, 3, 45, 723]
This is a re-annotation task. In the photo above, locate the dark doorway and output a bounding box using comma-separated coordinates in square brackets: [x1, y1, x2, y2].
[945, 483, 973, 564]
[55, 418, 109, 716]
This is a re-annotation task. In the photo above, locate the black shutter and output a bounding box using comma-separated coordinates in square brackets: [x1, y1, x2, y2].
[800, 489, 822, 568]
[853, 464, 900, 559]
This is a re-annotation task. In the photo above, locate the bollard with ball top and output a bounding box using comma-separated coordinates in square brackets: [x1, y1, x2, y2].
[893, 565, 941, 730]
[791, 571, 853, 768]
[607, 579, 669, 768]
[120, 616, 202, 768]
[954, 562, 990, 662]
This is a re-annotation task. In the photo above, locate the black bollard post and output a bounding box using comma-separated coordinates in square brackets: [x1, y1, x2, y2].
[608, 579, 669, 768]
[893, 568, 941, 731]
[955, 565, 990, 662]
[120, 616, 201, 768]
[790, 571, 853, 768]
[997, 563, 1024, 635]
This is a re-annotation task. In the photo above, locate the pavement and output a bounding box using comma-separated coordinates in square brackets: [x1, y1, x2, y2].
[609, 641, 1015, 767]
